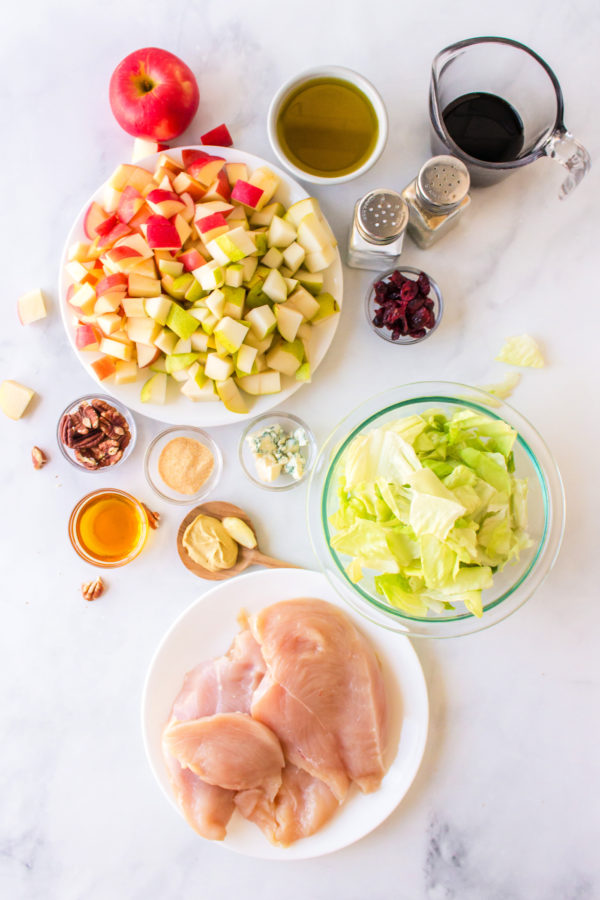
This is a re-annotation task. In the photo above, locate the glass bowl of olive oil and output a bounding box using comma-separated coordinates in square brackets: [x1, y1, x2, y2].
[268, 66, 388, 184]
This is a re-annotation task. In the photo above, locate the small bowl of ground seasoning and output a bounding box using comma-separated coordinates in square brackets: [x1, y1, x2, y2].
[144, 427, 222, 505]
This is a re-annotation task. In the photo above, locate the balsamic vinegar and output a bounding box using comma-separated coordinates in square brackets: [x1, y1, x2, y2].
[442, 92, 525, 163]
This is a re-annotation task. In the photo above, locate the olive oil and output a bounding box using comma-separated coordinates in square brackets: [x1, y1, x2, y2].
[276, 77, 379, 178]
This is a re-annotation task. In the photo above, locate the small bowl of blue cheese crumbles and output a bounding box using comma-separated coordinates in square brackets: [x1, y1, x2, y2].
[239, 412, 316, 490]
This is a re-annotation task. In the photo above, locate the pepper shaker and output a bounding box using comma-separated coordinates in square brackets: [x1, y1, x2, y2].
[401, 156, 471, 248]
[347, 189, 409, 270]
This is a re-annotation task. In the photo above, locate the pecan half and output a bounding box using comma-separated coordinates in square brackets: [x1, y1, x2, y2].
[32, 446, 47, 469]
[81, 576, 105, 602]
[141, 502, 160, 529]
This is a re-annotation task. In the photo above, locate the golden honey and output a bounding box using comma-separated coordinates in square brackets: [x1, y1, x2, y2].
[69, 489, 147, 567]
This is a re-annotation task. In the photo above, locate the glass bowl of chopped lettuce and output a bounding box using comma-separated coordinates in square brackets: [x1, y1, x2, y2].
[307, 382, 565, 637]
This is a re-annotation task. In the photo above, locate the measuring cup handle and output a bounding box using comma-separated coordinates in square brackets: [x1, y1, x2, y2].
[544, 128, 591, 200]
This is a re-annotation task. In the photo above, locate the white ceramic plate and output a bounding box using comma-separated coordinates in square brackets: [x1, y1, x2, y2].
[141, 569, 429, 860]
[59, 147, 343, 427]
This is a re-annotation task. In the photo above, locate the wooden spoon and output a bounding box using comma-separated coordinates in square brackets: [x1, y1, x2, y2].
[177, 501, 300, 581]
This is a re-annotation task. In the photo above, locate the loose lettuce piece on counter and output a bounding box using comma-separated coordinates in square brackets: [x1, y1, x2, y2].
[481, 371, 521, 402]
[496, 335, 545, 368]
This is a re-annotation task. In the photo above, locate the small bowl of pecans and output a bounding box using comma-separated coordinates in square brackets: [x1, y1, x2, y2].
[57, 395, 136, 471]
[365, 266, 443, 345]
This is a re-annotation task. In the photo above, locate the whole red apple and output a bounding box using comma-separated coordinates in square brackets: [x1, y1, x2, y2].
[109, 47, 199, 141]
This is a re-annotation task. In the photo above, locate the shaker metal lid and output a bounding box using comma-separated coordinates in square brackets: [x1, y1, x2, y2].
[357, 189, 408, 244]
[416, 156, 470, 214]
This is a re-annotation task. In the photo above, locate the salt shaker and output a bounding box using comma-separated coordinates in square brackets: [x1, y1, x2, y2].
[401, 156, 471, 249]
[347, 189, 408, 270]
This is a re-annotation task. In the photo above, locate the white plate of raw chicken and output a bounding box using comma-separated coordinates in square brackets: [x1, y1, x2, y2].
[142, 569, 429, 859]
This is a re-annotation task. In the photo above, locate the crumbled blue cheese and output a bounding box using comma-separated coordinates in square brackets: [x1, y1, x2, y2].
[247, 423, 307, 482]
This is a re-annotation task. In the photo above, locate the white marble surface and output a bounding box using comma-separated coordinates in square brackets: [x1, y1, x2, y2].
[1, 1, 599, 897]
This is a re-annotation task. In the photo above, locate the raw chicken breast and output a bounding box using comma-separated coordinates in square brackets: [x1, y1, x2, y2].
[162, 628, 266, 840]
[252, 673, 349, 802]
[164, 713, 284, 800]
[163, 752, 235, 841]
[172, 629, 265, 720]
[249, 598, 389, 794]
[235, 764, 339, 847]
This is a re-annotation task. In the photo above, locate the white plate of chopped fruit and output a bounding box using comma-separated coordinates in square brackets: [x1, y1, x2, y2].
[59, 147, 343, 426]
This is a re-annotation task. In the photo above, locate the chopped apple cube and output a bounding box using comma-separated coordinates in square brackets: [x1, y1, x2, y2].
[114, 359, 138, 384]
[17, 289, 47, 325]
[128, 273, 161, 297]
[99, 337, 133, 360]
[0, 380, 35, 419]
[247, 167, 279, 210]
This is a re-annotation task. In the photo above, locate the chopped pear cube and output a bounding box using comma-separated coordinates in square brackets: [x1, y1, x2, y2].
[262, 268, 288, 303]
[205, 352, 234, 381]
[282, 242, 305, 274]
[268, 215, 297, 249]
[246, 304, 276, 339]
[214, 316, 249, 354]
[236, 343, 258, 374]
[261, 247, 284, 269]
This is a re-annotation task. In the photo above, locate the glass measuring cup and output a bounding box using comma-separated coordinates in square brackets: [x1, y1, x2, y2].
[429, 36, 590, 199]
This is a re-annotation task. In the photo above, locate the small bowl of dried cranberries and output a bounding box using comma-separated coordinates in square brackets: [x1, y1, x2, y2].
[366, 266, 442, 344]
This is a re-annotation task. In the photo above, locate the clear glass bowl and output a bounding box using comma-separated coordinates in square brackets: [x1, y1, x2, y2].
[56, 394, 136, 472]
[144, 426, 223, 505]
[365, 266, 443, 345]
[307, 382, 565, 638]
[239, 412, 317, 491]
[68, 488, 148, 567]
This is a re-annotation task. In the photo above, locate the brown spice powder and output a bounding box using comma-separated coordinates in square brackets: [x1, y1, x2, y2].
[158, 437, 214, 495]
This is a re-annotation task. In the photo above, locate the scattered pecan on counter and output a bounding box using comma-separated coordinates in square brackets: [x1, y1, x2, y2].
[81, 576, 105, 602]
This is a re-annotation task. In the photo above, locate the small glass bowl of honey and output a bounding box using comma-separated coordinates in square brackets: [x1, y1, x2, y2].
[68, 488, 149, 567]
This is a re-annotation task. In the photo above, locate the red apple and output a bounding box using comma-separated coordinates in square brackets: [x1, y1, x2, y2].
[201, 123, 233, 147]
[109, 48, 199, 141]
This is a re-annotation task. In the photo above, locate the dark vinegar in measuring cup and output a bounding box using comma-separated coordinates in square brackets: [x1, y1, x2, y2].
[442, 92, 525, 163]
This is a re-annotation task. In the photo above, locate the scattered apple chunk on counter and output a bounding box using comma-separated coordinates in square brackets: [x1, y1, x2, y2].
[17, 289, 47, 325]
[0, 380, 36, 419]
[61, 150, 341, 413]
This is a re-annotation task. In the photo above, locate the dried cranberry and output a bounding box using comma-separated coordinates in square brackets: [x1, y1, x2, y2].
[373, 310, 385, 328]
[390, 270, 407, 288]
[417, 273, 430, 295]
[400, 280, 419, 301]
[407, 294, 425, 314]
[409, 328, 427, 339]
[424, 298, 434, 311]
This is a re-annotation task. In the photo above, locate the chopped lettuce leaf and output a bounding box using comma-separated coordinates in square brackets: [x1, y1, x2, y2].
[330, 406, 531, 619]
[496, 335, 545, 368]
[481, 371, 521, 401]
